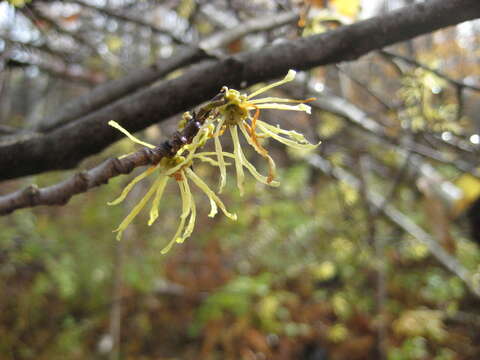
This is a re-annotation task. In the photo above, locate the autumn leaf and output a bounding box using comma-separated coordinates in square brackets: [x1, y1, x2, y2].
[331, 0, 360, 18]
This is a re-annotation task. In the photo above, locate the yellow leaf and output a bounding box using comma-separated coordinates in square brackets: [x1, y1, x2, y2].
[317, 112, 344, 138]
[453, 173, 480, 215]
[393, 309, 446, 341]
[105, 35, 123, 53]
[339, 181, 358, 205]
[177, 0, 196, 19]
[9, 0, 32, 6]
[310, 261, 336, 281]
[331, 0, 360, 18]
[328, 323, 349, 343]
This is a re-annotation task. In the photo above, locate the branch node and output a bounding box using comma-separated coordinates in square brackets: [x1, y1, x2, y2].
[142, 147, 163, 165]
[23, 184, 40, 206]
[170, 131, 189, 151]
[75, 171, 90, 191]
[111, 157, 133, 175]
[157, 141, 175, 158]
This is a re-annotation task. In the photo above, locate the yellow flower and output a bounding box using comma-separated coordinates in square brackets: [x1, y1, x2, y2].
[107, 71, 319, 252]
[107, 120, 236, 254]
[212, 70, 319, 195]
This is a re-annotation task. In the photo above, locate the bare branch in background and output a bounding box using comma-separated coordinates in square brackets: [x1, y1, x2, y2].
[1, 36, 78, 62]
[308, 154, 480, 298]
[310, 92, 480, 177]
[36, 47, 209, 132]
[380, 50, 480, 92]
[2, 53, 102, 85]
[69, 0, 187, 45]
[335, 64, 396, 112]
[36, 11, 298, 133]
[22, 4, 98, 55]
[0, 125, 22, 135]
[198, 11, 298, 53]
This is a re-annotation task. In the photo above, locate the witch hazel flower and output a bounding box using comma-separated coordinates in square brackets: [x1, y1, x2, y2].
[107, 119, 236, 254]
[106, 70, 319, 253]
[212, 70, 320, 195]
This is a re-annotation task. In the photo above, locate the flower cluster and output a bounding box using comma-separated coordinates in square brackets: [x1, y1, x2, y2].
[212, 69, 318, 195]
[108, 70, 319, 253]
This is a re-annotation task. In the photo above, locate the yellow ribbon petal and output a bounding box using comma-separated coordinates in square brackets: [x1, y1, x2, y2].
[230, 125, 245, 196]
[108, 120, 155, 149]
[108, 166, 157, 206]
[247, 70, 296, 99]
[113, 173, 163, 240]
[160, 174, 191, 254]
[214, 118, 227, 193]
[186, 168, 237, 220]
[180, 178, 196, 241]
[148, 174, 169, 226]
[249, 96, 315, 105]
[257, 120, 320, 150]
[255, 103, 311, 114]
[239, 122, 277, 184]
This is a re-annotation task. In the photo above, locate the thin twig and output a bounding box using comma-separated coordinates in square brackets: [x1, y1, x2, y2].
[380, 50, 480, 92]
[22, 5, 98, 55]
[2, 53, 101, 85]
[336, 65, 395, 112]
[309, 89, 480, 177]
[373, 148, 413, 216]
[308, 154, 480, 299]
[69, 0, 187, 45]
[0, 36, 77, 62]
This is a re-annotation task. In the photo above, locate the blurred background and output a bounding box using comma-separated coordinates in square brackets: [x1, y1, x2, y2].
[1, 0, 480, 359]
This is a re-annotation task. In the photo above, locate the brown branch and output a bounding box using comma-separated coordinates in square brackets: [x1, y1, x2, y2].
[0, 94, 224, 215]
[36, 47, 209, 132]
[1, 0, 479, 181]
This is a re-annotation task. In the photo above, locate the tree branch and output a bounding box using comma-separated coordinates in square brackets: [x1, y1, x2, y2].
[0, 96, 222, 215]
[310, 91, 480, 177]
[37, 47, 209, 132]
[0, 36, 77, 62]
[36, 11, 298, 132]
[1, 0, 479, 181]
[22, 5, 98, 55]
[69, 0, 187, 45]
[380, 50, 480, 92]
[2, 52, 102, 85]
